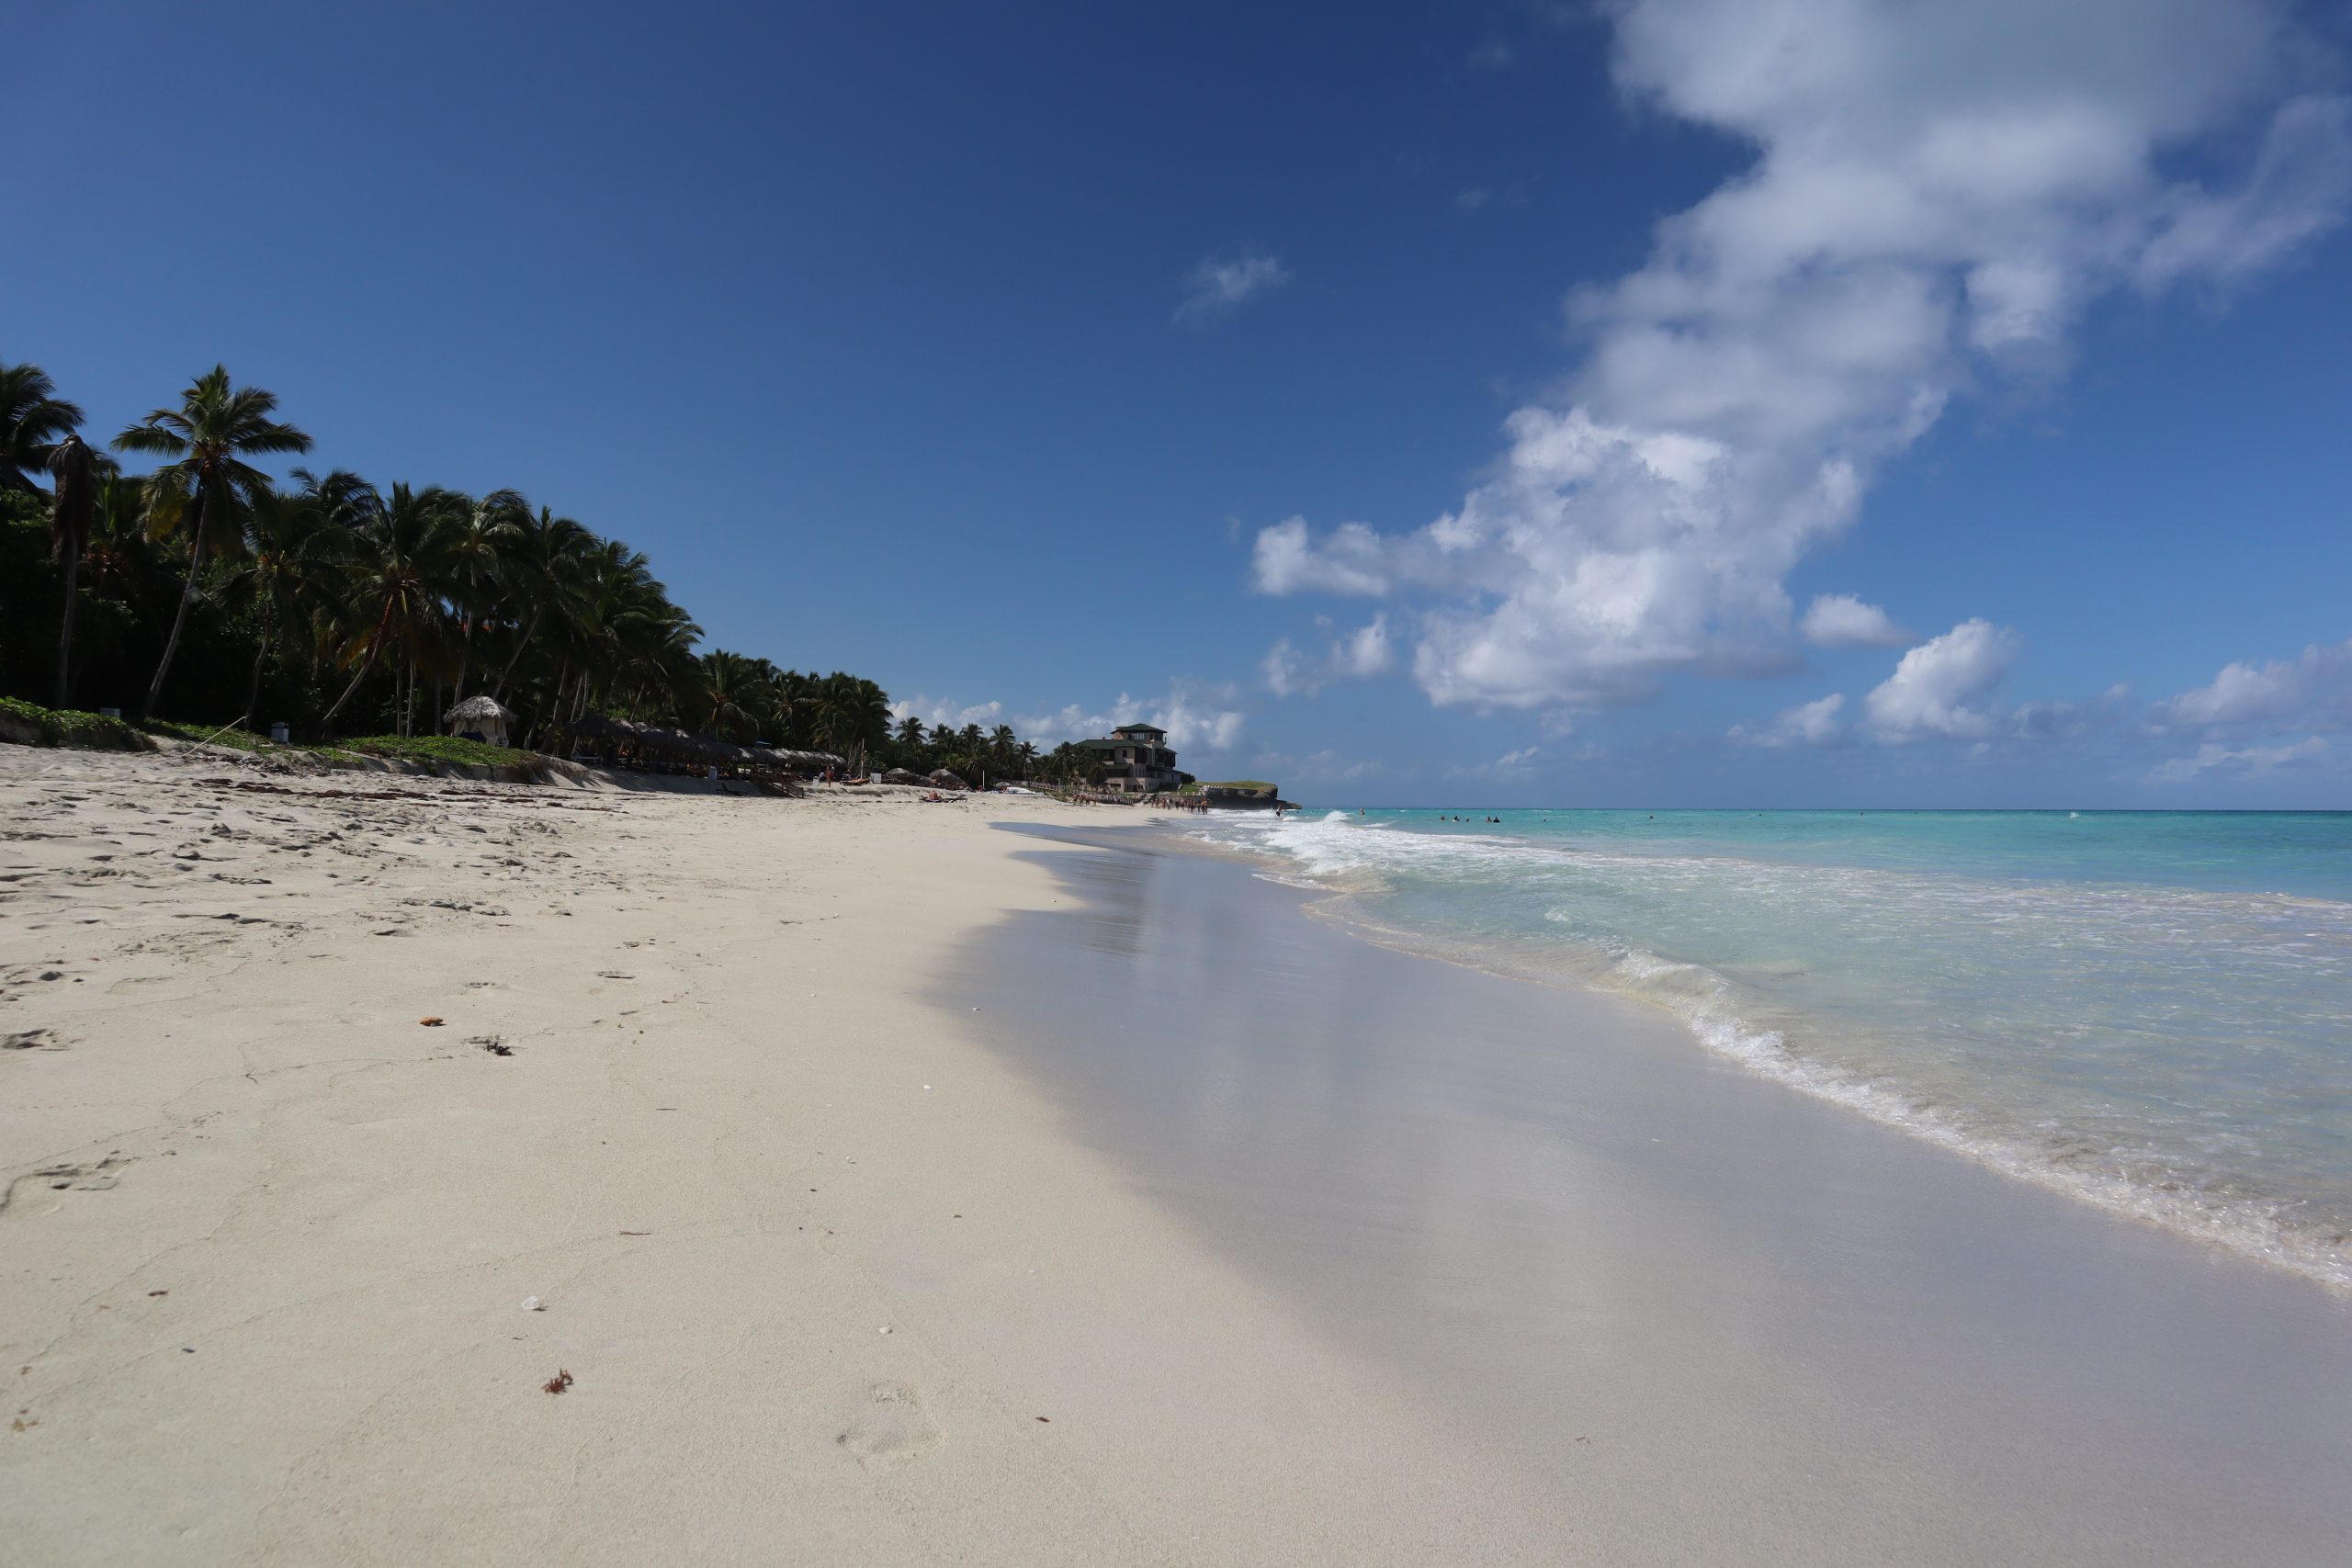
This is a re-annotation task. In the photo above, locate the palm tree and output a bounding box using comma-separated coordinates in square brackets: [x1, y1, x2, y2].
[289, 466, 383, 532]
[691, 653, 766, 747]
[319, 483, 462, 732]
[489, 505, 590, 704]
[1, 362, 83, 495]
[45, 433, 110, 706]
[769, 668, 821, 749]
[441, 488, 528, 718]
[809, 674, 891, 773]
[219, 485, 349, 728]
[78, 468, 152, 598]
[114, 367, 312, 719]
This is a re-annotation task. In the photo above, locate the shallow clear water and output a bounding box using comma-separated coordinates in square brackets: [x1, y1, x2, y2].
[1189, 808, 2352, 1288]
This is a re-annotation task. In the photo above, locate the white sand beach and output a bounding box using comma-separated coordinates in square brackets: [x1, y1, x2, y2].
[0, 746, 1551, 1565]
[8, 745, 2352, 1566]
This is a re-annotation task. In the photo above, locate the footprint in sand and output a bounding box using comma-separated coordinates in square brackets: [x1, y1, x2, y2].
[1, 1157, 129, 1215]
[836, 1381, 942, 1468]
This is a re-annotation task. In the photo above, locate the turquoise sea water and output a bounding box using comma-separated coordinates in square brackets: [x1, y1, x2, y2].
[1189, 808, 2352, 1289]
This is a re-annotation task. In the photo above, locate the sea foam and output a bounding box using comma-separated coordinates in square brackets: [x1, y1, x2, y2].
[1192, 807, 2352, 1290]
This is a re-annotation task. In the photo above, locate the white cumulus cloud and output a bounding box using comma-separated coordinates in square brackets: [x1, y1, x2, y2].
[1261, 639, 1311, 698]
[1174, 247, 1291, 328]
[1261, 615, 1396, 697]
[1252, 0, 2349, 719]
[1251, 516, 1391, 597]
[1730, 691, 1848, 748]
[2145, 735, 2327, 784]
[1449, 745, 1544, 780]
[1016, 689, 1247, 755]
[2150, 637, 2352, 732]
[1863, 618, 2021, 739]
[889, 696, 1005, 730]
[1332, 615, 1395, 677]
[1800, 593, 1913, 649]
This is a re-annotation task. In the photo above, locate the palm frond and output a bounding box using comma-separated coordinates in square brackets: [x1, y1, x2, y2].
[112, 422, 190, 455]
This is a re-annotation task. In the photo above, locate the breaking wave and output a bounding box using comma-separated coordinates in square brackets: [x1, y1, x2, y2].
[1189, 807, 2352, 1291]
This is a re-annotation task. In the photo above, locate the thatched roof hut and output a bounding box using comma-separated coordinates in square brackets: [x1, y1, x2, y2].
[444, 695, 516, 746]
[550, 716, 851, 779]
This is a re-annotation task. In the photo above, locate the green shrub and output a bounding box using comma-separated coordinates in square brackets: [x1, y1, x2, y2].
[344, 734, 538, 769]
[140, 719, 286, 753]
[0, 695, 155, 751]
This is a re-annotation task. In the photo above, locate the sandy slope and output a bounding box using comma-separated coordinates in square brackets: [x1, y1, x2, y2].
[0, 746, 1543, 1566]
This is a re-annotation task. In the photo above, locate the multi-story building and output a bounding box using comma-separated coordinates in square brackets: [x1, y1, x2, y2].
[1079, 723, 1193, 794]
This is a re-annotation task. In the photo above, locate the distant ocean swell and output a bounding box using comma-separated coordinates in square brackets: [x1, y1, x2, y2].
[1190, 808, 2352, 1292]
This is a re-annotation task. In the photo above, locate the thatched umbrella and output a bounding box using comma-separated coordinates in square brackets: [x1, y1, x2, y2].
[881, 767, 925, 785]
[928, 769, 969, 791]
[565, 713, 639, 744]
[443, 694, 516, 746]
[751, 748, 846, 777]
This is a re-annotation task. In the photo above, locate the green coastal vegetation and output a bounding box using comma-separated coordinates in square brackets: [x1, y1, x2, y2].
[2, 360, 1108, 784]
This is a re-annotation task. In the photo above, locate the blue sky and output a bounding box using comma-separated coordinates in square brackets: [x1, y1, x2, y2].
[8, 1, 2352, 806]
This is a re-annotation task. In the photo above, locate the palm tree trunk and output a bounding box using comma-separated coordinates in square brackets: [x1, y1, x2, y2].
[321, 604, 397, 730]
[321, 649, 382, 730]
[242, 618, 274, 732]
[490, 607, 541, 703]
[530, 659, 571, 749]
[141, 488, 211, 720]
[54, 554, 80, 709]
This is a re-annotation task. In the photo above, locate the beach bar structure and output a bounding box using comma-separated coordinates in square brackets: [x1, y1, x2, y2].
[1079, 723, 1193, 795]
[559, 713, 843, 781]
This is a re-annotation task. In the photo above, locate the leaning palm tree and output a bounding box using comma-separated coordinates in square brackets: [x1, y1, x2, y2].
[488, 505, 591, 704]
[113, 367, 312, 719]
[45, 433, 112, 706]
[548, 536, 697, 727]
[319, 483, 464, 732]
[219, 486, 350, 728]
[1, 362, 83, 494]
[602, 579, 701, 723]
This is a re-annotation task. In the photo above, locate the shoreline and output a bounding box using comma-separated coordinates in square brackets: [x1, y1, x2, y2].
[8, 747, 2348, 1563]
[956, 820, 2352, 1565]
[1189, 808, 2352, 1294]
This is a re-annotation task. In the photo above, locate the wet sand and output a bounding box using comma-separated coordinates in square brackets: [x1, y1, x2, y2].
[951, 823, 2352, 1566]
